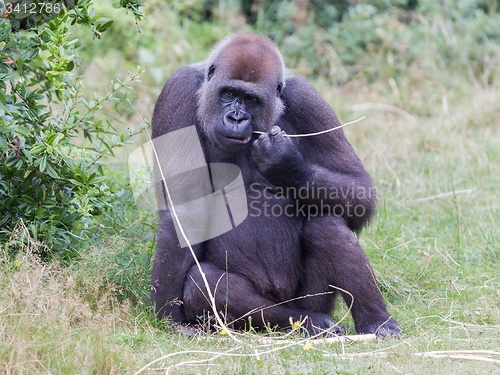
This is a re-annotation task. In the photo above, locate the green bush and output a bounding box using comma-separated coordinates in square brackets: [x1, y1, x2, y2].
[0, 1, 145, 260]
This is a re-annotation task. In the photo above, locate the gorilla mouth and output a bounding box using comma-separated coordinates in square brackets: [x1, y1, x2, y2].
[226, 135, 252, 143]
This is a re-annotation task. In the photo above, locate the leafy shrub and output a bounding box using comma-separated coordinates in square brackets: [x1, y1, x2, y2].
[236, 0, 499, 94]
[0, 1, 146, 260]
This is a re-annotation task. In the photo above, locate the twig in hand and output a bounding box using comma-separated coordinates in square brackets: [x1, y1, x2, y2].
[253, 117, 365, 137]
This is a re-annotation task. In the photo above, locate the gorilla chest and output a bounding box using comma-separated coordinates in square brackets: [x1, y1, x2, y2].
[205, 181, 304, 301]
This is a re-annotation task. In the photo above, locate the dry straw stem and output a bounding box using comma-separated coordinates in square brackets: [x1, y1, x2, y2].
[414, 350, 500, 364]
[130, 97, 239, 344]
[134, 284, 362, 374]
[322, 349, 500, 363]
[146, 127, 239, 344]
[253, 117, 365, 137]
[257, 333, 376, 345]
[135, 334, 377, 375]
[409, 188, 477, 203]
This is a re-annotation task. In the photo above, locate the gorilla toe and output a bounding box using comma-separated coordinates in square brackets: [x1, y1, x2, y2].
[357, 317, 401, 338]
[303, 313, 346, 338]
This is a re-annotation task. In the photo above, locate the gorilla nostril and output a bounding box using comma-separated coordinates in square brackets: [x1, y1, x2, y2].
[225, 112, 250, 125]
[236, 117, 250, 125]
[226, 114, 237, 123]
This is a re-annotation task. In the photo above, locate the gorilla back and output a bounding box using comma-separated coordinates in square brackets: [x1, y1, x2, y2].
[151, 34, 401, 338]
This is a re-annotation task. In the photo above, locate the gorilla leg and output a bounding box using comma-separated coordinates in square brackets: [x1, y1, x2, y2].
[183, 262, 344, 335]
[296, 216, 401, 337]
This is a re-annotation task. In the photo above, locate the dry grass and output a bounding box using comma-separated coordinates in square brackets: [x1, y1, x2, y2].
[0, 249, 133, 374]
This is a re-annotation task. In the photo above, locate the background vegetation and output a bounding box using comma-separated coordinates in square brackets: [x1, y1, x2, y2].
[1, 0, 499, 373]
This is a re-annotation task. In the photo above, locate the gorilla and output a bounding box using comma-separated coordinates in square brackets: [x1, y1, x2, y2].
[150, 34, 401, 337]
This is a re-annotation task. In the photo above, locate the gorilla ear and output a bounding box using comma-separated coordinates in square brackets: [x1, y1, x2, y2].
[207, 65, 215, 81]
[277, 82, 283, 96]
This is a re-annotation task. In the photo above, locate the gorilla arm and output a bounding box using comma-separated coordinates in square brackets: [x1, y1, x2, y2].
[151, 212, 205, 322]
[150, 67, 206, 323]
[251, 76, 376, 232]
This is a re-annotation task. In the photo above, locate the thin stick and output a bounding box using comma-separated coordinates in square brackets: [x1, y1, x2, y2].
[127, 99, 240, 346]
[146, 128, 240, 343]
[409, 188, 477, 203]
[135, 332, 377, 375]
[257, 334, 376, 345]
[415, 353, 500, 364]
[418, 350, 500, 356]
[253, 117, 365, 137]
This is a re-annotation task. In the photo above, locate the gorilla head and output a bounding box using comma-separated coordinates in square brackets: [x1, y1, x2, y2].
[197, 34, 286, 155]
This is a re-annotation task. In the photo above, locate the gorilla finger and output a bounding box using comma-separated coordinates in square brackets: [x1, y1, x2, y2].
[251, 141, 264, 157]
[259, 134, 272, 149]
[270, 126, 282, 138]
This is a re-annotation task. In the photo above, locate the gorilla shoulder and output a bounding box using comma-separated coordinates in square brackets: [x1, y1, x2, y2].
[151, 66, 204, 139]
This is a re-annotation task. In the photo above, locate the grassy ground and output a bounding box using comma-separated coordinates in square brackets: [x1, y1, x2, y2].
[1, 77, 499, 374]
[1, 1, 500, 373]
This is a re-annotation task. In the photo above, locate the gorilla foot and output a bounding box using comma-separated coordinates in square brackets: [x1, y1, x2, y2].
[301, 313, 346, 338]
[357, 317, 401, 338]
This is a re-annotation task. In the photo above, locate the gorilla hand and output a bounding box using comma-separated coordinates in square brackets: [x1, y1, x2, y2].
[251, 125, 310, 187]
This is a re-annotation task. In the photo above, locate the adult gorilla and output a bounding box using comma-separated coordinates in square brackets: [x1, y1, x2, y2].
[151, 34, 401, 337]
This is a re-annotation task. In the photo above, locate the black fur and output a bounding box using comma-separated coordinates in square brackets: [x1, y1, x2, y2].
[151, 35, 401, 338]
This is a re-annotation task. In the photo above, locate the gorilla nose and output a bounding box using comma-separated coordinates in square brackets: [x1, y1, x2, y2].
[224, 112, 251, 128]
[222, 111, 252, 142]
[224, 112, 251, 134]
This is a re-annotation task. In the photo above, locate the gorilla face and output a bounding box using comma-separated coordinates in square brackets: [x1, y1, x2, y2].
[197, 34, 285, 157]
[212, 85, 262, 155]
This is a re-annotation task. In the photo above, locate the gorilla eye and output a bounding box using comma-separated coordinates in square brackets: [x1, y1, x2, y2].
[225, 90, 234, 96]
[247, 96, 257, 102]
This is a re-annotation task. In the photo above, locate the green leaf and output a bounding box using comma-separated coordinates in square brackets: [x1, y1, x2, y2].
[30, 144, 46, 154]
[69, 178, 83, 187]
[39, 154, 47, 172]
[52, 134, 64, 146]
[23, 148, 33, 164]
[0, 135, 7, 150]
[46, 162, 59, 179]
[91, 176, 108, 184]
[47, 133, 59, 145]
[35, 208, 47, 219]
[21, 195, 36, 205]
[14, 159, 23, 169]
[11, 126, 31, 136]
[41, 199, 57, 208]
